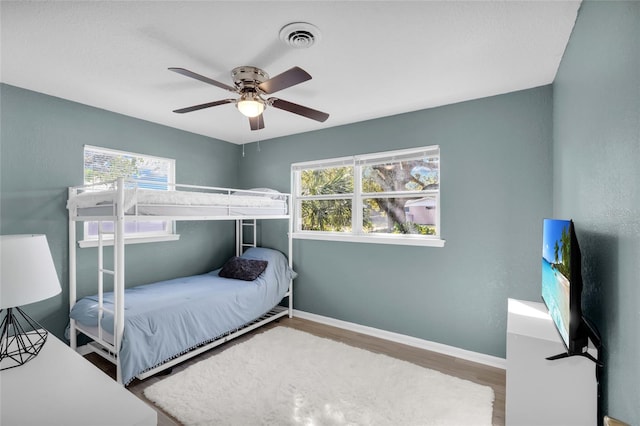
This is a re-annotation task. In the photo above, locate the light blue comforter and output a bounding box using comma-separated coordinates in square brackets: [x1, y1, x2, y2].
[70, 247, 296, 385]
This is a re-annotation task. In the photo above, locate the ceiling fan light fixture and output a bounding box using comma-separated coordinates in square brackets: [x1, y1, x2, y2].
[236, 95, 265, 118]
[170, 65, 329, 130]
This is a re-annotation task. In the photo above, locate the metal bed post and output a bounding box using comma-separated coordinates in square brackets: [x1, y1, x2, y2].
[251, 219, 257, 249]
[114, 177, 126, 384]
[287, 171, 300, 318]
[235, 220, 241, 257]
[288, 191, 294, 318]
[68, 187, 78, 350]
[98, 224, 105, 343]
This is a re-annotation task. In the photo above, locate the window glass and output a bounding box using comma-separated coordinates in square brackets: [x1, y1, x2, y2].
[84, 147, 173, 190]
[292, 146, 441, 246]
[300, 166, 354, 196]
[362, 196, 436, 235]
[361, 157, 439, 193]
[83, 145, 175, 240]
[301, 199, 353, 232]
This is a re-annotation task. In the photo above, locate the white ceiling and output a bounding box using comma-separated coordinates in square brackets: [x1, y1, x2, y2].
[1, 1, 581, 145]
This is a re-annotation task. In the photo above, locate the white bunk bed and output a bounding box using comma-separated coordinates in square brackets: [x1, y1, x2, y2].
[67, 178, 294, 385]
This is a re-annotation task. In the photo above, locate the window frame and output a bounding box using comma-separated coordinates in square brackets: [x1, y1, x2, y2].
[79, 145, 178, 247]
[291, 145, 444, 247]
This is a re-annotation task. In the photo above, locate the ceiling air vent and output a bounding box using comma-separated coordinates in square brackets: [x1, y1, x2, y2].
[279, 22, 321, 49]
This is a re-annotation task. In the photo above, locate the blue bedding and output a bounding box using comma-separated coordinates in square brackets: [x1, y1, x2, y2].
[70, 247, 296, 385]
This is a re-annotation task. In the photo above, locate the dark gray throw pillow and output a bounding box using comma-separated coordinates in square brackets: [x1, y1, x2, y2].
[219, 257, 268, 281]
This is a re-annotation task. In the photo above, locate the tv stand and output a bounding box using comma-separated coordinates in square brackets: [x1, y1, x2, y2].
[546, 313, 603, 366]
[506, 299, 598, 426]
[546, 349, 601, 365]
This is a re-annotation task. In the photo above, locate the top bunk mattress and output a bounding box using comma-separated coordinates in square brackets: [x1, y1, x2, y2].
[67, 187, 288, 218]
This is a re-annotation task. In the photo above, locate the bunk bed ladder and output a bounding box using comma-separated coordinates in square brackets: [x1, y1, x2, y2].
[97, 221, 116, 346]
[236, 219, 257, 256]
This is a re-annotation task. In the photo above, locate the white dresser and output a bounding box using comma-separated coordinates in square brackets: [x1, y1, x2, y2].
[1, 332, 157, 426]
[506, 298, 598, 426]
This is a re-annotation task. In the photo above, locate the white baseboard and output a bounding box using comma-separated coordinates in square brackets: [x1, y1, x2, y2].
[293, 309, 506, 370]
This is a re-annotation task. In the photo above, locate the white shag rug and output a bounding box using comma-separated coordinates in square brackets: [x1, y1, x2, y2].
[144, 327, 494, 426]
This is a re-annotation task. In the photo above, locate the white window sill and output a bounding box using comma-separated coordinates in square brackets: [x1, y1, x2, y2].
[291, 232, 445, 247]
[78, 234, 180, 248]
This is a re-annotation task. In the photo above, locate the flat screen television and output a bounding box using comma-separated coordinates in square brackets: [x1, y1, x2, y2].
[541, 218, 589, 355]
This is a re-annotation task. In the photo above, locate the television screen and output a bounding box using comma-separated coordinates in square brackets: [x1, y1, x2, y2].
[541, 219, 572, 348]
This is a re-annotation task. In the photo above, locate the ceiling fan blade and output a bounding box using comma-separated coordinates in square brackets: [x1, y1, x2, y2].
[258, 66, 312, 94]
[168, 67, 236, 93]
[249, 114, 265, 131]
[269, 98, 329, 122]
[173, 99, 235, 114]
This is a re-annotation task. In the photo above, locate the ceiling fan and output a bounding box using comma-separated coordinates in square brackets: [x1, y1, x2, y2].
[169, 66, 329, 131]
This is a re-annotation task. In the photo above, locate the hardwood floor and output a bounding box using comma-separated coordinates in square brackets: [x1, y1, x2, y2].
[85, 317, 506, 426]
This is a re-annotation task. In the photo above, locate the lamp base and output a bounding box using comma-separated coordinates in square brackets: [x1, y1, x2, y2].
[0, 307, 48, 370]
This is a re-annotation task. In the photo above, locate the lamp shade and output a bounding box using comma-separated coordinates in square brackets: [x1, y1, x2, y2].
[0, 234, 62, 309]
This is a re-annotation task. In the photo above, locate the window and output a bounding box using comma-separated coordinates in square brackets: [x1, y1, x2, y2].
[81, 145, 177, 246]
[291, 145, 443, 247]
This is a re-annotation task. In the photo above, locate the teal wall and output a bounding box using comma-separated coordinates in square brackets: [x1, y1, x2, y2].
[553, 1, 640, 422]
[239, 86, 554, 358]
[0, 84, 241, 339]
[1, 82, 553, 361]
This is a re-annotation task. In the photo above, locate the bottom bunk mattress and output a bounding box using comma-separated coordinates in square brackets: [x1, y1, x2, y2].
[70, 247, 296, 385]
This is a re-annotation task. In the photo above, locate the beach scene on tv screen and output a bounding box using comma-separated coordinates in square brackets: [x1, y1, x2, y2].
[542, 219, 571, 347]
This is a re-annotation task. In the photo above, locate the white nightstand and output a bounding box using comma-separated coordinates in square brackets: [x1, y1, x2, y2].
[1, 331, 157, 426]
